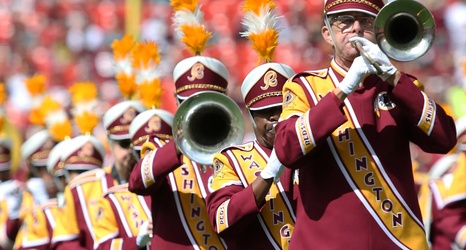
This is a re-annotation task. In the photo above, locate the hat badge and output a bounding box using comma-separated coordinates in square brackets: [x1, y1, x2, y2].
[120, 108, 138, 125]
[261, 70, 279, 91]
[144, 116, 162, 134]
[187, 63, 205, 81]
[77, 142, 95, 158]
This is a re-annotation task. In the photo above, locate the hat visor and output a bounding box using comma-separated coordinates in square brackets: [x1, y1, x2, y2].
[177, 89, 225, 101]
[109, 133, 131, 141]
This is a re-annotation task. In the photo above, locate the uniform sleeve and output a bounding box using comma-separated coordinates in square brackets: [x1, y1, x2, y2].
[432, 199, 466, 249]
[14, 206, 50, 250]
[389, 73, 456, 153]
[129, 140, 183, 195]
[94, 196, 140, 250]
[50, 187, 82, 250]
[275, 77, 347, 168]
[94, 196, 119, 250]
[206, 152, 261, 237]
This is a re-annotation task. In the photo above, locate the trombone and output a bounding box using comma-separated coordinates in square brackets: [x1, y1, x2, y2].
[172, 91, 246, 166]
[353, 0, 436, 73]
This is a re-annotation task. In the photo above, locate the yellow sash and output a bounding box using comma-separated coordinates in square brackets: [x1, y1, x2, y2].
[107, 184, 152, 237]
[305, 69, 429, 249]
[228, 144, 295, 249]
[169, 158, 226, 250]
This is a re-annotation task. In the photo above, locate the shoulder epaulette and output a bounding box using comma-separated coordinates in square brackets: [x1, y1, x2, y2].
[68, 168, 106, 189]
[291, 68, 328, 81]
[220, 141, 254, 153]
[103, 183, 129, 197]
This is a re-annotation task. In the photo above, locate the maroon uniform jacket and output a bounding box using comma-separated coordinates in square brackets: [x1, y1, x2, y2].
[206, 141, 297, 249]
[274, 60, 457, 249]
[129, 138, 227, 250]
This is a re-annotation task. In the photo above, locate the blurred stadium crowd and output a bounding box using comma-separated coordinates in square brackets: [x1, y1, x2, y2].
[0, 0, 465, 175]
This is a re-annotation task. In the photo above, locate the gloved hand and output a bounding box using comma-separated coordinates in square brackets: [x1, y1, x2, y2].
[4, 181, 24, 219]
[27, 177, 49, 205]
[136, 220, 153, 247]
[260, 149, 285, 184]
[339, 56, 373, 95]
[349, 37, 398, 81]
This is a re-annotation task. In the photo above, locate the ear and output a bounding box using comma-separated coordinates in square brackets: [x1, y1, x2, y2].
[322, 25, 334, 47]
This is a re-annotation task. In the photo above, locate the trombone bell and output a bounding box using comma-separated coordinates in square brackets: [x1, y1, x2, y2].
[173, 91, 245, 165]
[374, 0, 435, 62]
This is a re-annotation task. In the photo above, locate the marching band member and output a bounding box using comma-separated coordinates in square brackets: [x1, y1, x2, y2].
[50, 82, 110, 250]
[93, 108, 172, 250]
[128, 1, 232, 248]
[93, 39, 168, 250]
[272, 0, 457, 249]
[206, 1, 297, 249]
[425, 116, 466, 249]
[14, 93, 73, 250]
[0, 138, 22, 250]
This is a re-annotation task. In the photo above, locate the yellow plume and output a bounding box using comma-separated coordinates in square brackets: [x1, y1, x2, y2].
[138, 79, 163, 109]
[241, 0, 281, 63]
[242, 0, 276, 15]
[170, 0, 198, 12]
[24, 74, 47, 96]
[69, 81, 99, 135]
[29, 96, 61, 126]
[115, 73, 138, 99]
[112, 34, 137, 100]
[132, 41, 164, 108]
[69, 82, 98, 105]
[171, 0, 212, 55]
[179, 25, 212, 55]
[0, 83, 7, 105]
[111, 34, 136, 61]
[49, 119, 73, 142]
[35, 95, 73, 141]
[131, 41, 161, 71]
[74, 111, 99, 135]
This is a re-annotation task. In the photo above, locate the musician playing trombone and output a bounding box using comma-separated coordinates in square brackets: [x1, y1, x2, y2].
[271, 0, 457, 249]
[205, 1, 298, 249]
[127, 2, 232, 249]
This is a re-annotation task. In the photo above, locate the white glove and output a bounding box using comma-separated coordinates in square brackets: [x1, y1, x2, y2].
[4, 181, 23, 219]
[350, 37, 397, 81]
[27, 177, 49, 205]
[339, 56, 373, 95]
[261, 149, 285, 184]
[136, 220, 152, 247]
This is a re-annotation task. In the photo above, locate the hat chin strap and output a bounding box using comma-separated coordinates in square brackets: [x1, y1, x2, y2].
[324, 14, 342, 59]
[247, 110, 258, 130]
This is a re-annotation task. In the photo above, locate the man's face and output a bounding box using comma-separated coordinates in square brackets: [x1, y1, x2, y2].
[251, 106, 282, 149]
[110, 139, 135, 181]
[322, 11, 377, 66]
[35, 166, 59, 198]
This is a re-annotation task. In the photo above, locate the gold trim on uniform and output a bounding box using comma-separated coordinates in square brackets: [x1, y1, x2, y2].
[175, 84, 226, 94]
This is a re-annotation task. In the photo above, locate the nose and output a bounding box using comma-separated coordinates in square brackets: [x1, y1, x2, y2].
[350, 20, 363, 34]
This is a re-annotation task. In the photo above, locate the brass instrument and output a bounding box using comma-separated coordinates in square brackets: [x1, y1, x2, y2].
[172, 91, 246, 166]
[354, 0, 436, 71]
